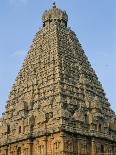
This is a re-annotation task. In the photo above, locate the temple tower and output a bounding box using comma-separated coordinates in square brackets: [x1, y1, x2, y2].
[0, 3, 116, 155]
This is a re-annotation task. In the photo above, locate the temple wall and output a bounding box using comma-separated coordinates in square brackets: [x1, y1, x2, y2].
[0, 132, 116, 155]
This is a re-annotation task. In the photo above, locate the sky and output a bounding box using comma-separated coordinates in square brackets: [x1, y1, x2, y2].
[0, 0, 116, 117]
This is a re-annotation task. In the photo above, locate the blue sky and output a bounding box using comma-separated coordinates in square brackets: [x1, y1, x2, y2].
[0, 0, 116, 116]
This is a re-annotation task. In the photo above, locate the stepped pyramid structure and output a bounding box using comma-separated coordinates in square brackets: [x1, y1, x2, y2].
[0, 3, 116, 155]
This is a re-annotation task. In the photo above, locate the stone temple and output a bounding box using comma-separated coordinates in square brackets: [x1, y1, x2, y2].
[0, 3, 116, 155]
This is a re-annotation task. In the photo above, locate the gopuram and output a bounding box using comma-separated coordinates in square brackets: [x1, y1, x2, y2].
[0, 2, 116, 155]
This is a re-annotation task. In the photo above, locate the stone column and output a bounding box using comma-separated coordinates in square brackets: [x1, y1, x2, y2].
[84, 141, 87, 155]
[13, 146, 17, 155]
[28, 139, 33, 155]
[43, 136, 47, 155]
[114, 144, 116, 155]
[104, 144, 108, 155]
[60, 132, 65, 155]
[4, 146, 8, 155]
[77, 139, 81, 155]
[91, 138, 96, 155]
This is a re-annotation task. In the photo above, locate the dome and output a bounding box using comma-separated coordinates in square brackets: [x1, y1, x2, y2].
[42, 2, 68, 27]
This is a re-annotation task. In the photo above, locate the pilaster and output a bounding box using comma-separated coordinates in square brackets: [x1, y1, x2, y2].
[91, 138, 96, 155]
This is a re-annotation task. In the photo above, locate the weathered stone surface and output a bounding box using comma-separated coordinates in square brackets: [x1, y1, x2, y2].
[0, 2, 116, 155]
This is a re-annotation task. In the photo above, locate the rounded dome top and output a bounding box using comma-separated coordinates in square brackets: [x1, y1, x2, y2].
[42, 2, 68, 25]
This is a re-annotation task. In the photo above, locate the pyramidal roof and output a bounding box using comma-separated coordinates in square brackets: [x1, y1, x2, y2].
[0, 3, 116, 146]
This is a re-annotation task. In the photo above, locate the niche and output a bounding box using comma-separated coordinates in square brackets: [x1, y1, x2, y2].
[98, 124, 102, 132]
[17, 147, 21, 155]
[101, 145, 104, 153]
[7, 125, 10, 134]
[19, 126, 21, 133]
